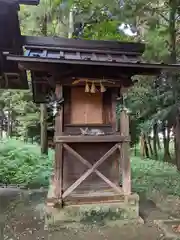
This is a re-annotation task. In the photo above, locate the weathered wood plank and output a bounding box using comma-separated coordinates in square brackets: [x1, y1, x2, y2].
[120, 110, 131, 195]
[63, 143, 122, 194]
[54, 135, 130, 143]
[62, 144, 119, 198]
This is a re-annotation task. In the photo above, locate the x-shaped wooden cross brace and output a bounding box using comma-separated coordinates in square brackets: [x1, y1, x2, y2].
[62, 143, 122, 199]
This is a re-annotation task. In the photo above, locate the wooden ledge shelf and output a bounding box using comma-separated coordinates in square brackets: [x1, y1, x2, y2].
[54, 135, 130, 143]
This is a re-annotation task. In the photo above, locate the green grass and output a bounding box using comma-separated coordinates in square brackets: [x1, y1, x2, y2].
[131, 156, 180, 196]
[0, 138, 53, 188]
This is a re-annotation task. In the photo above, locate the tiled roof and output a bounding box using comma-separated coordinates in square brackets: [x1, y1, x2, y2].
[14, 36, 180, 73]
[6, 42, 180, 75]
[4, 36, 180, 91]
[22, 36, 145, 55]
[24, 46, 142, 64]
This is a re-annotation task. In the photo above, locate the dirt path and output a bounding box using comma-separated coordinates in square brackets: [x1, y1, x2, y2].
[0, 188, 171, 240]
[49, 224, 162, 240]
[4, 211, 163, 240]
[3, 201, 164, 240]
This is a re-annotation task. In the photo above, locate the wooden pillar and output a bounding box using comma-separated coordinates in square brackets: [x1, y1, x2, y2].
[54, 84, 63, 205]
[111, 90, 118, 132]
[111, 90, 120, 184]
[40, 83, 48, 155]
[120, 109, 131, 195]
[40, 103, 48, 155]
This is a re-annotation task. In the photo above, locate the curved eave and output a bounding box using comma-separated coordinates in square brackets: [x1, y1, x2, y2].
[6, 54, 179, 77]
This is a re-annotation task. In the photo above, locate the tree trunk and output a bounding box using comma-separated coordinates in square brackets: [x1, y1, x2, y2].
[174, 116, 180, 170]
[40, 103, 48, 155]
[0, 120, 3, 138]
[39, 14, 48, 155]
[157, 134, 161, 150]
[0, 109, 4, 138]
[142, 133, 150, 158]
[147, 135, 153, 157]
[153, 123, 158, 159]
[134, 143, 137, 156]
[163, 124, 171, 162]
[169, 0, 178, 166]
[144, 136, 150, 158]
[169, 0, 176, 64]
[7, 110, 12, 138]
[24, 132, 28, 143]
[41, 14, 47, 36]
[140, 133, 150, 158]
[140, 134, 145, 159]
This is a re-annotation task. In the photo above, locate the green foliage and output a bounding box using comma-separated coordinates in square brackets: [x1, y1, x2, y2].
[0, 139, 53, 188]
[143, 27, 170, 61]
[0, 89, 40, 139]
[83, 20, 131, 41]
[132, 156, 180, 196]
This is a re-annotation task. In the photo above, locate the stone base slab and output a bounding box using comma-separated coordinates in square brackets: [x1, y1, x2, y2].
[45, 193, 141, 230]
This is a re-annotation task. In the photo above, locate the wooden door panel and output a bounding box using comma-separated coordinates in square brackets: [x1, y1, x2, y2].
[71, 87, 103, 124]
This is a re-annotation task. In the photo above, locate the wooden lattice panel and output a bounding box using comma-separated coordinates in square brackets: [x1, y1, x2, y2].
[63, 143, 120, 195]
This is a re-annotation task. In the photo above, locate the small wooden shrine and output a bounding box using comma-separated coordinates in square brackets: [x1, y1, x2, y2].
[2, 0, 180, 215]
[6, 36, 180, 208]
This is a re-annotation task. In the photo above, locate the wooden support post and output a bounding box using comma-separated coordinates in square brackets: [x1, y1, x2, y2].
[40, 83, 48, 155]
[40, 103, 48, 155]
[111, 90, 119, 184]
[111, 90, 118, 132]
[54, 84, 63, 206]
[120, 109, 131, 195]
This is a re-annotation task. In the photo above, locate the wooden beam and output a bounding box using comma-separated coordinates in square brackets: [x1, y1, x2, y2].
[54, 135, 130, 143]
[63, 143, 122, 195]
[120, 110, 131, 195]
[62, 144, 119, 198]
[111, 90, 118, 132]
[54, 84, 64, 205]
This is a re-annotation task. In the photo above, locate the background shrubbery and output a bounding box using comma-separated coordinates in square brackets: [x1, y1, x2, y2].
[0, 139, 53, 188]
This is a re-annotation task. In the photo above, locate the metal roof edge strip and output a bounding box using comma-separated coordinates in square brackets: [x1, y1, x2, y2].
[23, 45, 142, 56]
[6, 54, 180, 70]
